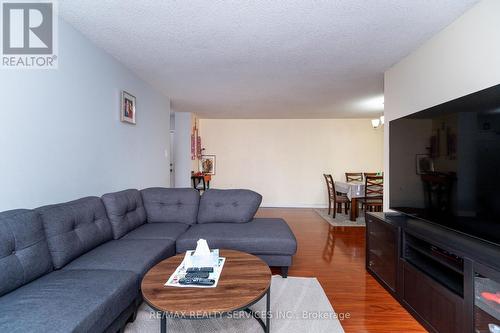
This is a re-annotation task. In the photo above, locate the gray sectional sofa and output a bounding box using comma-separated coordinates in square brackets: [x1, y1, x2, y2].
[0, 188, 297, 333]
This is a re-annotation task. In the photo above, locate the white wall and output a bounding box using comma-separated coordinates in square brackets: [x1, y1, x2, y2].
[199, 119, 383, 207]
[383, 0, 500, 209]
[0, 19, 171, 211]
[173, 112, 194, 187]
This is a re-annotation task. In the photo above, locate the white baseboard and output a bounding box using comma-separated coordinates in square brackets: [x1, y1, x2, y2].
[260, 203, 328, 209]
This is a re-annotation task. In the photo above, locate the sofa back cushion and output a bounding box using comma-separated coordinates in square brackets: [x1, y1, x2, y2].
[0, 209, 53, 296]
[197, 189, 262, 224]
[102, 189, 146, 239]
[141, 188, 200, 225]
[36, 197, 113, 269]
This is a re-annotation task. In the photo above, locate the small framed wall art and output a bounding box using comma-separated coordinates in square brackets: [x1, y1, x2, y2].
[416, 154, 434, 175]
[200, 155, 216, 175]
[121, 91, 136, 124]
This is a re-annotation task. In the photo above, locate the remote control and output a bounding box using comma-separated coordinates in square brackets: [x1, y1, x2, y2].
[186, 267, 214, 273]
[185, 272, 210, 279]
[179, 277, 215, 286]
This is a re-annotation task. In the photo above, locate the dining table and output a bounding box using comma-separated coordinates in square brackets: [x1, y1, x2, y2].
[335, 180, 365, 221]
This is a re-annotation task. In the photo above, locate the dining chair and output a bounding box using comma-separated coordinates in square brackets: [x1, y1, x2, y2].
[363, 172, 378, 179]
[359, 175, 384, 212]
[345, 172, 363, 182]
[421, 172, 454, 213]
[191, 175, 207, 191]
[323, 174, 350, 218]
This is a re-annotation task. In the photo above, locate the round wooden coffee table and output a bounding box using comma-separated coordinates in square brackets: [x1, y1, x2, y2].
[141, 249, 272, 333]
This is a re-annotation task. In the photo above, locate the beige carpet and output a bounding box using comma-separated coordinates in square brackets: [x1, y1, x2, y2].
[314, 208, 365, 227]
[125, 276, 345, 333]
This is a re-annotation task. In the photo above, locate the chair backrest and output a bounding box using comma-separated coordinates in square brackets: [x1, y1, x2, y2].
[421, 173, 454, 213]
[191, 175, 206, 191]
[365, 176, 384, 199]
[345, 172, 363, 182]
[363, 172, 378, 179]
[323, 174, 336, 197]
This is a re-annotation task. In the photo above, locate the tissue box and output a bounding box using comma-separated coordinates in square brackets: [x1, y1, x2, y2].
[186, 249, 219, 268]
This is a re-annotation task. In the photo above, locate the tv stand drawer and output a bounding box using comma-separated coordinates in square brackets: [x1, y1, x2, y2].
[366, 214, 398, 292]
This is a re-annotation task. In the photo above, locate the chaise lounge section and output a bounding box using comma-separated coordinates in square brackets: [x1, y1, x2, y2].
[176, 189, 296, 276]
[0, 188, 297, 333]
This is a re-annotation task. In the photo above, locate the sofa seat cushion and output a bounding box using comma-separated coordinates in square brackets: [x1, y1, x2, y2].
[36, 197, 113, 269]
[197, 189, 263, 224]
[102, 189, 147, 239]
[121, 222, 189, 241]
[141, 187, 200, 225]
[176, 218, 297, 256]
[0, 269, 137, 333]
[63, 239, 175, 278]
[0, 209, 53, 297]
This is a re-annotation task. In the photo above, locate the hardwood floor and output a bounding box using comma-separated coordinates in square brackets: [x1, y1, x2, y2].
[256, 208, 426, 333]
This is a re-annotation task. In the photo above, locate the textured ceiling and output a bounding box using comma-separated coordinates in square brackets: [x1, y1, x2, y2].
[59, 0, 478, 118]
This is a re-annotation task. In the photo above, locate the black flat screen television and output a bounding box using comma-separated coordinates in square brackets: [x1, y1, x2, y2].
[389, 83, 500, 246]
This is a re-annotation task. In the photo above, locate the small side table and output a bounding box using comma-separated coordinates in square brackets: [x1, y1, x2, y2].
[191, 174, 211, 191]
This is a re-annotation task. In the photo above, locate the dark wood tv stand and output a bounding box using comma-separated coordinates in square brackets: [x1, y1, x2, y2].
[366, 212, 500, 333]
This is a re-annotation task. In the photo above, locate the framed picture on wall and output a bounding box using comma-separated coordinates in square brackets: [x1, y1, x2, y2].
[121, 91, 136, 124]
[416, 154, 434, 175]
[200, 155, 216, 175]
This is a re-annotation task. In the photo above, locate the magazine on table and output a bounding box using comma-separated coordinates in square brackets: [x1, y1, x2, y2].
[164, 250, 225, 288]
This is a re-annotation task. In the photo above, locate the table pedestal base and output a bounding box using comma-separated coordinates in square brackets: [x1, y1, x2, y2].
[349, 198, 358, 221]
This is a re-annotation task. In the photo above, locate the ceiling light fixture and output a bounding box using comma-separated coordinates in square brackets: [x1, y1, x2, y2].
[371, 115, 384, 129]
